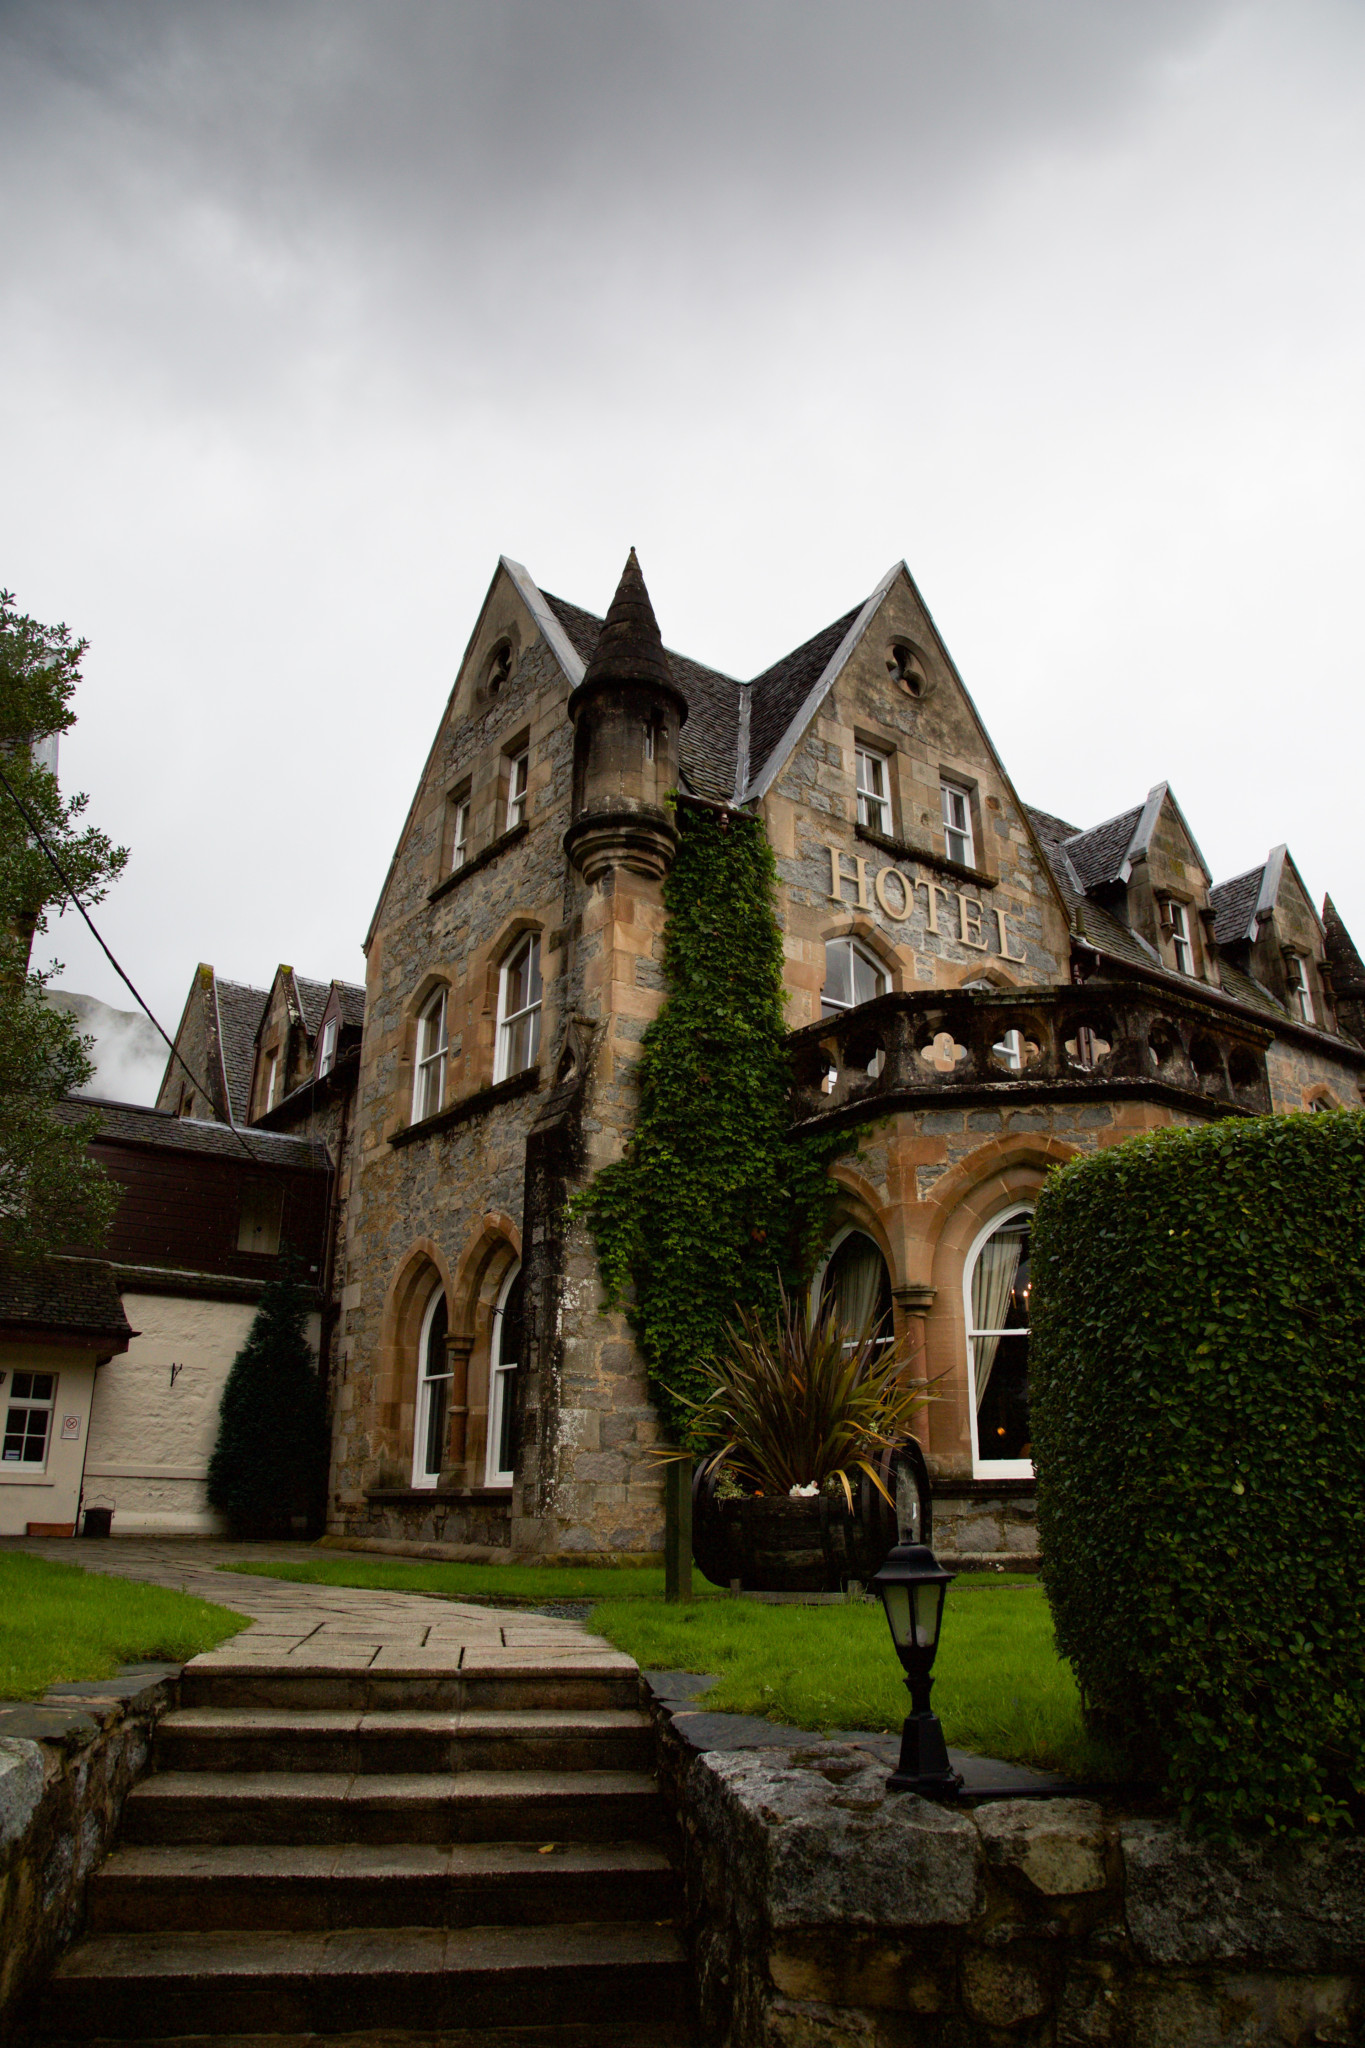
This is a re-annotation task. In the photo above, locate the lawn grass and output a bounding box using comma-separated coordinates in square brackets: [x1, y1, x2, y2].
[0, 1550, 251, 1702]
[221, 1551, 1117, 1779]
[221, 1554, 695, 1603]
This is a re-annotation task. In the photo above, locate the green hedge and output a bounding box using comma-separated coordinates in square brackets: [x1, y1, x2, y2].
[1030, 1111, 1365, 1836]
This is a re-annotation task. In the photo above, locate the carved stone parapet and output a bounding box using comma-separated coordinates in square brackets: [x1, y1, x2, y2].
[564, 805, 679, 884]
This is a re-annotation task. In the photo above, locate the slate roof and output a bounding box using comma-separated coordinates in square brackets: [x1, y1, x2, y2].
[1060, 806, 1143, 890]
[333, 981, 366, 1030]
[214, 978, 268, 1123]
[1324, 896, 1365, 994]
[544, 592, 743, 802]
[289, 975, 332, 1040]
[0, 1256, 132, 1340]
[745, 607, 863, 793]
[1209, 866, 1265, 948]
[56, 1098, 330, 1170]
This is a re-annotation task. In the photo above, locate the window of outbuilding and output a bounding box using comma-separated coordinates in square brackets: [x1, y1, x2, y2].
[3, 1371, 56, 1466]
[237, 1182, 283, 1256]
[495, 936, 542, 1082]
[965, 1206, 1033, 1476]
[413, 993, 448, 1123]
[822, 938, 888, 1019]
[411, 1289, 451, 1489]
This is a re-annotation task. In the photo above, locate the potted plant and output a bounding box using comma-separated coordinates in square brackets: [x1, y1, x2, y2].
[671, 1291, 936, 1592]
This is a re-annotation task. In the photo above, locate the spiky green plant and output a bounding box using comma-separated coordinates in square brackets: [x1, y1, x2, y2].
[662, 1289, 934, 1508]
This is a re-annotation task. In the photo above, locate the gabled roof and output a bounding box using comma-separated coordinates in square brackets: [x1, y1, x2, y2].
[0, 1256, 132, 1346]
[1061, 783, 1213, 892]
[331, 981, 366, 1030]
[213, 977, 269, 1124]
[745, 605, 864, 794]
[288, 973, 332, 1040]
[1209, 864, 1265, 947]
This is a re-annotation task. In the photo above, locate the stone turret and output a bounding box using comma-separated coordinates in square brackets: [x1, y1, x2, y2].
[1323, 895, 1365, 1044]
[563, 550, 688, 883]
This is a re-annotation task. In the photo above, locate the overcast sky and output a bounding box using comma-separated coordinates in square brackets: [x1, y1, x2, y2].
[2, 0, 1362, 1087]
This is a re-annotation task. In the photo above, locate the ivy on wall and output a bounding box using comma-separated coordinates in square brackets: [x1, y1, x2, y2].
[577, 804, 846, 1442]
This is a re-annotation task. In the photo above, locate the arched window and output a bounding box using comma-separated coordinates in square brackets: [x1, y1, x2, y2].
[817, 1228, 893, 1353]
[822, 938, 888, 1019]
[964, 1206, 1032, 1475]
[413, 991, 447, 1122]
[411, 1287, 451, 1488]
[486, 1264, 523, 1486]
[495, 936, 542, 1081]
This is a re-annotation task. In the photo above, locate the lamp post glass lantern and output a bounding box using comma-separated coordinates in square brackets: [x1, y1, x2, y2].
[871, 1541, 963, 1799]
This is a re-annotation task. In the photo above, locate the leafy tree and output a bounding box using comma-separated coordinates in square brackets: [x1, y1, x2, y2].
[207, 1267, 331, 1537]
[0, 591, 128, 1258]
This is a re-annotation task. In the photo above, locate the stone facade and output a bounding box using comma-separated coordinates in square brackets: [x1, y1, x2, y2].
[671, 1740, 1365, 2047]
[314, 550, 1365, 1561]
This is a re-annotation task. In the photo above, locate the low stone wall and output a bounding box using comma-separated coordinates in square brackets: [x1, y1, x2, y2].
[932, 1481, 1040, 1572]
[0, 1664, 177, 2041]
[666, 1738, 1365, 2046]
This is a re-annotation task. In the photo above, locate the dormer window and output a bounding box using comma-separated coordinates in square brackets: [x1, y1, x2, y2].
[1167, 900, 1194, 977]
[855, 748, 890, 835]
[941, 781, 974, 868]
[506, 749, 529, 832]
[317, 1017, 338, 1079]
[1287, 953, 1315, 1025]
[413, 993, 448, 1122]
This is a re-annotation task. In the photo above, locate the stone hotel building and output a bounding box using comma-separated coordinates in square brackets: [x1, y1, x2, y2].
[136, 550, 1365, 1564]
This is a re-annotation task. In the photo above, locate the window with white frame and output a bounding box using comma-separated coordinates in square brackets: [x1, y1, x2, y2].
[1287, 953, 1315, 1025]
[822, 937, 888, 1019]
[412, 991, 448, 1122]
[941, 781, 975, 868]
[816, 1229, 894, 1354]
[855, 747, 891, 835]
[486, 1264, 523, 1486]
[505, 749, 529, 832]
[411, 1289, 451, 1488]
[965, 1207, 1032, 1475]
[317, 1016, 338, 1079]
[3, 1371, 56, 1467]
[1167, 900, 1194, 977]
[450, 795, 470, 873]
[263, 1050, 279, 1113]
[495, 935, 542, 1081]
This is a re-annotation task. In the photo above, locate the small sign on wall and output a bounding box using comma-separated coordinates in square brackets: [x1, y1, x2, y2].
[61, 1415, 81, 1441]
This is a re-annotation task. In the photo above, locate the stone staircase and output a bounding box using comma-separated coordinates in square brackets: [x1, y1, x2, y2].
[31, 1635, 692, 2047]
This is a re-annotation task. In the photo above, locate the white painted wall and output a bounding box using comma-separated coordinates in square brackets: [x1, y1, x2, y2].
[84, 1292, 322, 1536]
[0, 1348, 97, 1536]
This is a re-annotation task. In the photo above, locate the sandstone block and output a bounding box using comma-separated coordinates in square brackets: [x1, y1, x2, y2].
[975, 1798, 1110, 1898]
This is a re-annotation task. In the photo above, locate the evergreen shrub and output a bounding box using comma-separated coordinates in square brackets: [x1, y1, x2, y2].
[1030, 1110, 1365, 1837]
[207, 1267, 330, 1537]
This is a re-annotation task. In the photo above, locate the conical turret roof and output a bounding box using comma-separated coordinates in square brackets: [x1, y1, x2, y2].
[1324, 895, 1365, 993]
[577, 550, 684, 711]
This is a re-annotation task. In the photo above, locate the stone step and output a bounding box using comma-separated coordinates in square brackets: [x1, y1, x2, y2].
[121, 1771, 667, 1848]
[35, 1921, 690, 2039]
[88, 1840, 680, 1934]
[178, 1658, 642, 1716]
[154, 1707, 655, 1776]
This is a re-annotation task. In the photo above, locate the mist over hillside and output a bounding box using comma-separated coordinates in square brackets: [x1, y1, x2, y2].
[44, 989, 168, 1106]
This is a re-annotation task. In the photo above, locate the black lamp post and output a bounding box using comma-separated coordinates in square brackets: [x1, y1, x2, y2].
[871, 1539, 963, 1799]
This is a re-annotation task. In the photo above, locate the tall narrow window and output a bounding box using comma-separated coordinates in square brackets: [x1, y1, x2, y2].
[965, 1207, 1032, 1473]
[263, 1050, 279, 1113]
[413, 992, 448, 1122]
[486, 1265, 523, 1486]
[317, 1017, 338, 1079]
[411, 1290, 451, 1488]
[1167, 901, 1194, 977]
[822, 938, 888, 1018]
[855, 748, 890, 834]
[941, 782, 974, 867]
[644, 723, 656, 763]
[3, 1372, 56, 1466]
[818, 1230, 893, 1354]
[505, 750, 529, 832]
[450, 796, 470, 873]
[495, 936, 542, 1081]
[1287, 954, 1315, 1025]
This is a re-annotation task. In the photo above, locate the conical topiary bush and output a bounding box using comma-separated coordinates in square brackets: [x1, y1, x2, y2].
[207, 1266, 330, 1537]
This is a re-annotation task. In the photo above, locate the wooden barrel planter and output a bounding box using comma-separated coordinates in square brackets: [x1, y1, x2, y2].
[691, 1440, 933, 1593]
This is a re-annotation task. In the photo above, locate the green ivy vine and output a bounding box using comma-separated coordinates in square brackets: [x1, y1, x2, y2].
[575, 803, 846, 1442]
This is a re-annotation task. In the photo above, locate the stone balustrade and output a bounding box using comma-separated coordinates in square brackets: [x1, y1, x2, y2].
[789, 984, 1273, 1128]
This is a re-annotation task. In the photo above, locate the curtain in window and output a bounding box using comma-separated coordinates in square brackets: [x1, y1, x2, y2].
[826, 1233, 886, 1336]
[971, 1226, 1022, 1407]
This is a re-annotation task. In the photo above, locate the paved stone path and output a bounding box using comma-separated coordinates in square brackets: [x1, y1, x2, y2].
[5, 1536, 618, 1674]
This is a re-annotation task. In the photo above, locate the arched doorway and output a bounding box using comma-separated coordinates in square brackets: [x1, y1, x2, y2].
[485, 1264, 523, 1486]
[411, 1285, 451, 1488]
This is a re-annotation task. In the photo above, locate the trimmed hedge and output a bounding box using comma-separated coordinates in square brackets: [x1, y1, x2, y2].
[1030, 1111, 1365, 1836]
